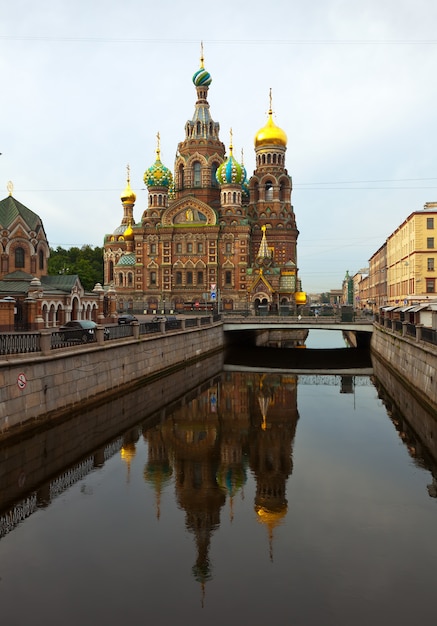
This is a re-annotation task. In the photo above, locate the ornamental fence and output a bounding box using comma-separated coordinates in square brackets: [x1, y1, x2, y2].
[0, 314, 221, 357]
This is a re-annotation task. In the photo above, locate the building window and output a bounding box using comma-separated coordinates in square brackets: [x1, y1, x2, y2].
[225, 270, 232, 285]
[211, 163, 218, 187]
[427, 237, 435, 249]
[15, 247, 25, 268]
[265, 181, 273, 201]
[38, 249, 44, 270]
[197, 242, 203, 253]
[128, 272, 133, 286]
[225, 242, 232, 254]
[187, 243, 193, 253]
[176, 271, 182, 285]
[426, 278, 435, 293]
[150, 271, 157, 285]
[193, 161, 201, 187]
[150, 243, 157, 254]
[427, 217, 434, 229]
[187, 271, 193, 285]
[197, 270, 204, 284]
[427, 258, 435, 271]
[176, 243, 182, 254]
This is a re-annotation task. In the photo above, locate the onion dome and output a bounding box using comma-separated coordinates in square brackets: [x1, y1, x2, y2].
[144, 132, 173, 188]
[123, 221, 134, 240]
[216, 130, 244, 185]
[120, 166, 136, 204]
[192, 42, 212, 87]
[254, 89, 287, 148]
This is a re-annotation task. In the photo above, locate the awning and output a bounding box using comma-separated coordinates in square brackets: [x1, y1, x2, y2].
[408, 304, 430, 312]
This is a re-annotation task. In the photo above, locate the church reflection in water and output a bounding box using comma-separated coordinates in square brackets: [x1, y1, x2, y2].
[124, 371, 300, 589]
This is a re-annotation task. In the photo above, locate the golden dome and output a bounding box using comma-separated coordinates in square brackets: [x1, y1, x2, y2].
[254, 89, 287, 148]
[123, 221, 134, 240]
[295, 291, 307, 305]
[255, 111, 287, 148]
[120, 165, 136, 204]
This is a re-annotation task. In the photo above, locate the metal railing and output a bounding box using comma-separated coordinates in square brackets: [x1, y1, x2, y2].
[0, 314, 220, 357]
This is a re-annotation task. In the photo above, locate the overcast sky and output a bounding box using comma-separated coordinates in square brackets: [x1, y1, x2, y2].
[1, 0, 436, 292]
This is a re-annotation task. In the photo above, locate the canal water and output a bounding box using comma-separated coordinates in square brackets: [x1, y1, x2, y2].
[0, 330, 436, 626]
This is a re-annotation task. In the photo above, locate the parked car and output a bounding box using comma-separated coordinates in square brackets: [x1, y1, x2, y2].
[152, 315, 179, 328]
[59, 320, 109, 342]
[118, 314, 138, 325]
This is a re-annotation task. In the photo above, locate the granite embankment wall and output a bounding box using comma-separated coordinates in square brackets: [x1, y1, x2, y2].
[0, 322, 223, 434]
[0, 351, 224, 515]
[371, 324, 437, 414]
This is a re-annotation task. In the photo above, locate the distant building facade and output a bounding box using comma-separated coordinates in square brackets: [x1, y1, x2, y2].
[103, 52, 304, 314]
[0, 186, 102, 329]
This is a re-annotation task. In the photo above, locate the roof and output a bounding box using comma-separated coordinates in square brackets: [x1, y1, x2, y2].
[0, 272, 84, 297]
[0, 195, 46, 234]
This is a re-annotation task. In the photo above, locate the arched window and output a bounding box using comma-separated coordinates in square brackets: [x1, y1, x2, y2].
[211, 162, 218, 187]
[150, 271, 157, 285]
[15, 247, 25, 268]
[178, 164, 184, 190]
[193, 161, 201, 187]
[225, 270, 232, 285]
[109, 260, 114, 282]
[187, 270, 193, 285]
[128, 272, 133, 286]
[176, 271, 182, 285]
[118, 272, 123, 286]
[265, 181, 273, 201]
[39, 249, 44, 270]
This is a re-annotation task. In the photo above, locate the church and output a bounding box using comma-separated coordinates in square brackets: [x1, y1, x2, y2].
[103, 49, 305, 314]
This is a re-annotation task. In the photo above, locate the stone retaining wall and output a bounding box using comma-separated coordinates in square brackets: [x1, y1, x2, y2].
[0, 322, 223, 433]
[371, 324, 437, 414]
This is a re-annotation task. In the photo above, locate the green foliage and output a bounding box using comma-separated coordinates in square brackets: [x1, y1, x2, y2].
[47, 245, 104, 291]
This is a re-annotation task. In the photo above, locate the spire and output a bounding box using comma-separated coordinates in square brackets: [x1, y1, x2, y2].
[257, 225, 272, 259]
[200, 41, 204, 69]
[156, 131, 161, 160]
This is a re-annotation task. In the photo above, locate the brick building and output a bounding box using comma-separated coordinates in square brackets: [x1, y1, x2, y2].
[104, 51, 305, 314]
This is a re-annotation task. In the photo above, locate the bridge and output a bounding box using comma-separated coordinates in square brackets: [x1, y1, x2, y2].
[222, 315, 374, 333]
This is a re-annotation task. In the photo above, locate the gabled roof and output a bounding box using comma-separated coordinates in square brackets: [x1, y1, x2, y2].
[0, 195, 46, 235]
[0, 272, 84, 297]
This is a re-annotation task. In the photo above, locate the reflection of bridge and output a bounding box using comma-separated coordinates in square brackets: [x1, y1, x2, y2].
[222, 315, 374, 333]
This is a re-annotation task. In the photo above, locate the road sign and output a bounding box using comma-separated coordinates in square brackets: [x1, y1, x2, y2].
[17, 373, 27, 390]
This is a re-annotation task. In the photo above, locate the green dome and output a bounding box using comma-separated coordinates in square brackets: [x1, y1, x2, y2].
[192, 66, 212, 87]
[216, 151, 244, 185]
[144, 156, 173, 189]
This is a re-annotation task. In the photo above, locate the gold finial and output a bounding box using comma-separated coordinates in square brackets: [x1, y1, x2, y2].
[126, 164, 130, 184]
[241, 148, 244, 165]
[268, 88, 273, 114]
[229, 128, 233, 155]
[7, 180, 13, 196]
[200, 41, 204, 68]
[156, 131, 161, 160]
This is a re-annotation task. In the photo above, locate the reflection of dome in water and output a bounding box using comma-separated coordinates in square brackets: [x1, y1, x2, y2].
[143, 462, 173, 488]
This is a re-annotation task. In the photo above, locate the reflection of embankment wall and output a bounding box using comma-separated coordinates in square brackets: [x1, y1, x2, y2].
[0, 323, 223, 434]
[371, 325, 437, 414]
[372, 355, 437, 465]
[0, 352, 224, 514]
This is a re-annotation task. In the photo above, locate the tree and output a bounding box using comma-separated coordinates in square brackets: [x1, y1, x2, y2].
[48, 245, 104, 291]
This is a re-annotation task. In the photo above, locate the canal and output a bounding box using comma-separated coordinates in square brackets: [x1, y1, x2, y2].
[0, 330, 436, 626]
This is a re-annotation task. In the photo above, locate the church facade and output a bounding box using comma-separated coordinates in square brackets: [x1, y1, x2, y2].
[104, 52, 305, 314]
